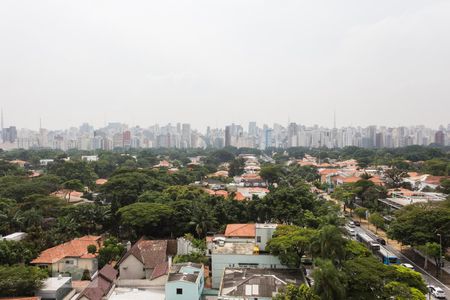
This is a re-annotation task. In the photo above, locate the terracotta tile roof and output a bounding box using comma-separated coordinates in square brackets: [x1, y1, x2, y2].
[98, 264, 118, 282]
[77, 265, 117, 300]
[224, 224, 256, 238]
[95, 178, 108, 185]
[234, 192, 246, 201]
[319, 169, 338, 175]
[241, 173, 262, 180]
[214, 190, 229, 197]
[151, 262, 169, 280]
[31, 235, 102, 264]
[119, 239, 177, 269]
[369, 176, 384, 185]
[248, 187, 270, 193]
[342, 176, 360, 183]
[425, 175, 448, 185]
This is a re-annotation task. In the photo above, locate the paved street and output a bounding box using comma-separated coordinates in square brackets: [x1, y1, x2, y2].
[356, 225, 450, 299]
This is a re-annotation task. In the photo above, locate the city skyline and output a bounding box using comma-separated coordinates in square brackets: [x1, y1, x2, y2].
[1, 1, 450, 129]
[1, 115, 449, 151]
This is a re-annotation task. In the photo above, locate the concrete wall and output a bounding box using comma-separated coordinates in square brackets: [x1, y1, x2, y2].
[119, 255, 145, 279]
[256, 226, 277, 251]
[211, 254, 285, 289]
[165, 281, 200, 300]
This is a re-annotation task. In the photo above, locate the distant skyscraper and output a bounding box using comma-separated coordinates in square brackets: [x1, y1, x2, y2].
[434, 131, 445, 146]
[225, 126, 231, 147]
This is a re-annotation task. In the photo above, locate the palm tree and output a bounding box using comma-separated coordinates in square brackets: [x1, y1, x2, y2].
[313, 259, 346, 300]
[189, 203, 217, 238]
[312, 225, 346, 263]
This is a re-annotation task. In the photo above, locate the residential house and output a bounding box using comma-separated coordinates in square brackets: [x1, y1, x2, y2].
[218, 268, 305, 300]
[211, 224, 283, 289]
[31, 236, 102, 279]
[77, 264, 118, 300]
[36, 276, 73, 300]
[165, 263, 204, 300]
[117, 239, 177, 280]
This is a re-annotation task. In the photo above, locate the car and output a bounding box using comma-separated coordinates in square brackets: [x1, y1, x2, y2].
[428, 285, 446, 299]
[347, 221, 355, 228]
[400, 263, 414, 270]
[376, 238, 386, 245]
[346, 227, 356, 237]
[353, 220, 361, 226]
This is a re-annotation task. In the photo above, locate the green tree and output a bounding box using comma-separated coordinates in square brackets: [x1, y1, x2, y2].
[343, 256, 387, 299]
[368, 212, 384, 233]
[119, 202, 174, 237]
[62, 179, 84, 203]
[0, 240, 38, 265]
[354, 207, 367, 222]
[260, 165, 283, 184]
[438, 178, 450, 194]
[273, 284, 320, 300]
[388, 203, 450, 249]
[383, 281, 425, 300]
[388, 265, 427, 294]
[87, 244, 97, 254]
[312, 259, 346, 300]
[228, 158, 245, 177]
[267, 225, 318, 268]
[312, 225, 346, 264]
[98, 237, 125, 268]
[384, 167, 408, 188]
[0, 265, 48, 297]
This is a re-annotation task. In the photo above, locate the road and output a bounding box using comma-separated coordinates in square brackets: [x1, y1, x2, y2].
[321, 191, 449, 298]
[356, 225, 450, 299]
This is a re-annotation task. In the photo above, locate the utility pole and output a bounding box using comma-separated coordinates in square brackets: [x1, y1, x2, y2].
[437, 233, 442, 277]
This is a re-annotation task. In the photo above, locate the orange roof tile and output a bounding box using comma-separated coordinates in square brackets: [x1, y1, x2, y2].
[96, 178, 108, 185]
[342, 176, 360, 183]
[319, 169, 338, 175]
[214, 190, 229, 197]
[234, 192, 246, 201]
[224, 224, 256, 238]
[425, 175, 448, 185]
[31, 235, 102, 264]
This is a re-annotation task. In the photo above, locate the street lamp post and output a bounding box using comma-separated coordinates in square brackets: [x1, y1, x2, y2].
[437, 233, 442, 277]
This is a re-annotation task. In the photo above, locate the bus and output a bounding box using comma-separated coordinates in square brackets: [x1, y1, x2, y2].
[377, 247, 399, 265]
[356, 232, 380, 251]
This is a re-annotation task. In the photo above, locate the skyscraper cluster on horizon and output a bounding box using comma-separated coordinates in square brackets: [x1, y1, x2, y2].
[1, 116, 449, 151]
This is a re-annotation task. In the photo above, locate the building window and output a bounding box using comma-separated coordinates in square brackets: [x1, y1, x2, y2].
[65, 260, 74, 265]
[256, 236, 261, 243]
[176, 288, 183, 295]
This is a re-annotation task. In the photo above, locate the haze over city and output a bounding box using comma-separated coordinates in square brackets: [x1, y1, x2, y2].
[1, 0, 450, 130]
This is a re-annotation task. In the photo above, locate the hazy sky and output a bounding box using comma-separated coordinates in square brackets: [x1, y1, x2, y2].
[1, 0, 449, 131]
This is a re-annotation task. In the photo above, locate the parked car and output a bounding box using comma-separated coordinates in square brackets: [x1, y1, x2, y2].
[376, 238, 386, 245]
[346, 227, 356, 237]
[428, 285, 446, 299]
[353, 220, 361, 226]
[400, 263, 414, 270]
[347, 221, 355, 228]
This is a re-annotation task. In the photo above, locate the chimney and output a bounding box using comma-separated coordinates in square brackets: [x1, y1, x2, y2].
[126, 241, 132, 251]
[168, 255, 173, 270]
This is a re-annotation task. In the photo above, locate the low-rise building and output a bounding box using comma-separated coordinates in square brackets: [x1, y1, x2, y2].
[77, 264, 118, 300]
[165, 263, 204, 300]
[211, 240, 285, 289]
[36, 276, 73, 300]
[218, 268, 305, 300]
[31, 235, 102, 279]
[117, 239, 177, 280]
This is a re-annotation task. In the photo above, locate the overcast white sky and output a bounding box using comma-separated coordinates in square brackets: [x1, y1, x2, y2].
[1, 0, 449, 131]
